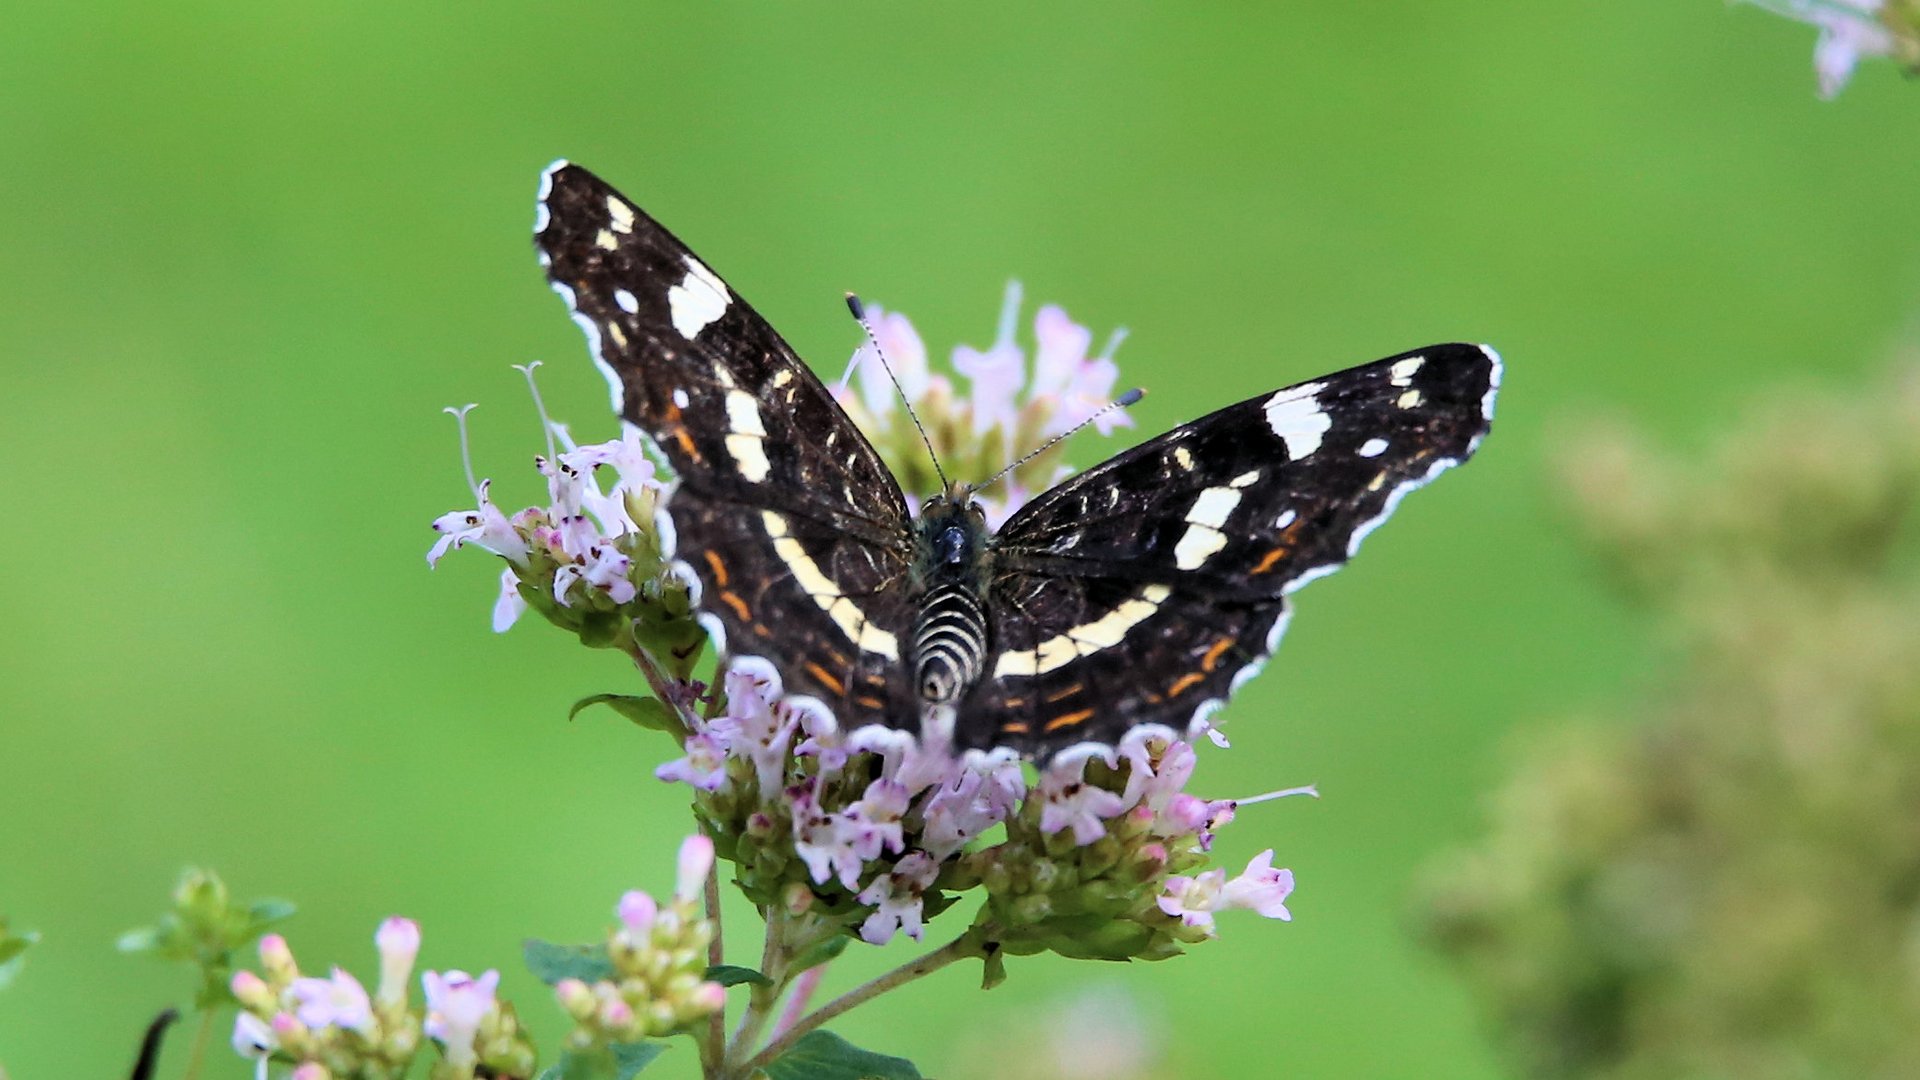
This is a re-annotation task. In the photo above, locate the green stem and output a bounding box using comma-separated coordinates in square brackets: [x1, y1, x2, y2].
[724, 910, 790, 1067]
[739, 934, 979, 1075]
[181, 1008, 213, 1080]
[700, 861, 726, 1080]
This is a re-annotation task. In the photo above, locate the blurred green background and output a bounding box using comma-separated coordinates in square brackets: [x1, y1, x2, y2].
[4, 4, 1918, 1077]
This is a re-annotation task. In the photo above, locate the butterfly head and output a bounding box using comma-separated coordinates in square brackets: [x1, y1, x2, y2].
[915, 488, 989, 570]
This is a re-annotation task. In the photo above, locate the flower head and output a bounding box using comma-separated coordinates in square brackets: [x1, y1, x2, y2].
[421, 968, 499, 1067]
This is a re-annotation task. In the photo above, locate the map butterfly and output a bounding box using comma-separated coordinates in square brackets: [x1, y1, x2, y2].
[535, 161, 1500, 762]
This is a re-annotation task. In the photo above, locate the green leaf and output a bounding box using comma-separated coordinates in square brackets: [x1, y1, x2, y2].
[245, 898, 297, 927]
[569, 693, 678, 733]
[536, 1044, 665, 1080]
[790, 933, 850, 975]
[611, 1042, 667, 1077]
[0, 930, 36, 990]
[115, 926, 161, 954]
[523, 939, 615, 985]
[761, 1030, 921, 1080]
[705, 964, 773, 987]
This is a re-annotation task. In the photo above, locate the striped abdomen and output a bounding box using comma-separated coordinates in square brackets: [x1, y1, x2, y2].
[913, 582, 988, 703]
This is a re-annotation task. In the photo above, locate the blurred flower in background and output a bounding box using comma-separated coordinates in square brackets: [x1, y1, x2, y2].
[1741, 0, 1920, 96]
[1417, 362, 1920, 1078]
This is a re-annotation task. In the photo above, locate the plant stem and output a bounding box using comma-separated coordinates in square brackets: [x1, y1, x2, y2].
[700, 860, 726, 1080]
[724, 909, 790, 1067]
[182, 1008, 213, 1080]
[739, 934, 979, 1075]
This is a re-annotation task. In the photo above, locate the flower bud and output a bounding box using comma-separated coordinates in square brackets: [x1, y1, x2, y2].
[230, 970, 275, 1012]
[554, 978, 596, 1020]
[259, 933, 297, 982]
[374, 917, 421, 1010]
[676, 834, 715, 902]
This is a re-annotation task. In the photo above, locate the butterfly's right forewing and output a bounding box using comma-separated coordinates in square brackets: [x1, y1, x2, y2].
[536, 162, 919, 728]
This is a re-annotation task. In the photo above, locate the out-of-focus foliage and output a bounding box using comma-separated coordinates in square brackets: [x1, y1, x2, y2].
[1419, 364, 1920, 1080]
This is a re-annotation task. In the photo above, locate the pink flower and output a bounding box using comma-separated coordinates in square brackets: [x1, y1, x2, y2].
[374, 917, 421, 1010]
[231, 1011, 276, 1059]
[422, 968, 499, 1066]
[1037, 761, 1127, 845]
[920, 757, 1024, 860]
[429, 480, 529, 568]
[846, 302, 938, 426]
[1158, 850, 1296, 933]
[1031, 304, 1131, 438]
[1221, 849, 1294, 921]
[843, 779, 912, 861]
[708, 668, 795, 795]
[290, 966, 374, 1034]
[792, 786, 866, 891]
[492, 568, 528, 632]
[656, 733, 729, 791]
[856, 853, 941, 944]
[953, 281, 1027, 450]
[1744, 0, 1897, 97]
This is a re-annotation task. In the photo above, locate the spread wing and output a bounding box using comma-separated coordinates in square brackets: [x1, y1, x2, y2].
[535, 161, 918, 727]
[968, 343, 1501, 758]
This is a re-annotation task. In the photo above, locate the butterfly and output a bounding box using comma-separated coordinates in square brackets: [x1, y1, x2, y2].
[534, 161, 1500, 762]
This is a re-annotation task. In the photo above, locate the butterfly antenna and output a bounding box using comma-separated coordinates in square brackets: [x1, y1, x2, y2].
[974, 387, 1144, 495]
[846, 292, 949, 490]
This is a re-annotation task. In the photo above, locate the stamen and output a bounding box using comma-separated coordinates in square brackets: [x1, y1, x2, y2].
[1230, 784, 1320, 806]
[1097, 325, 1130, 362]
[442, 403, 481, 500]
[994, 279, 1024, 349]
[513, 361, 559, 464]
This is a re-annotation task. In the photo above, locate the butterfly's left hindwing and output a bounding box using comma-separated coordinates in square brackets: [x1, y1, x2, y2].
[536, 162, 919, 728]
[967, 344, 1500, 755]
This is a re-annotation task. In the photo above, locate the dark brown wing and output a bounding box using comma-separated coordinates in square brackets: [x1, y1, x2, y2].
[964, 343, 1501, 757]
[536, 161, 918, 728]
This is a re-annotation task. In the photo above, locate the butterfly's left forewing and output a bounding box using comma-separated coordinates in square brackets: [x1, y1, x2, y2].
[972, 343, 1500, 757]
[536, 162, 919, 727]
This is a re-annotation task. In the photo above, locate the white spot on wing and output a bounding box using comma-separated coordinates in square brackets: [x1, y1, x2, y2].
[761, 510, 900, 659]
[668, 256, 730, 339]
[1358, 437, 1388, 458]
[1390, 356, 1423, 386]
[1262, 381, 1330, 460]
[1186, 486, 1242, 530]
[606, 197, 636, 234]
[1174, 523, 1229, 570]
[1174, 446, 1195, 471]
[1397, 389, 1423, 409]
[1275, 509, 1297, 529]
[724, 390, 770, 482]
[614, 289, 639, 314]
[992, 585, 1170, 677]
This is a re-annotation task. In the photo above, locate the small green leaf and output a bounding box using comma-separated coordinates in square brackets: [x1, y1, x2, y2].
[116, 926, 161, 954]
[523, 939, 615, 985]
[761, 1030, 921, 1080]
[0, 930, 37, 990]
[245, 899, 297, 927]
[611, 1041, 667, 1077]
[705, 964, 772, 987]
[790, 933, 849, 975]
[569, 693, 678, 733]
